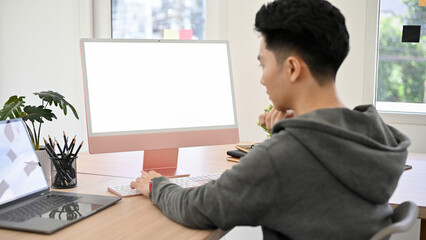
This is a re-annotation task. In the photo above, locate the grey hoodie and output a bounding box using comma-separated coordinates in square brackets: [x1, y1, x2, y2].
[150, 105, 410, 239]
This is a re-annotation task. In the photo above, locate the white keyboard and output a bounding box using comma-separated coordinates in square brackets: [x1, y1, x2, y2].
[169, 173, 221, 188]
[107, 173, 222, 198]
[108, 184, 141, 198]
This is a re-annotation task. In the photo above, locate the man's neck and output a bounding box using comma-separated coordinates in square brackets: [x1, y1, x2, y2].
[293, 81, 345, 116]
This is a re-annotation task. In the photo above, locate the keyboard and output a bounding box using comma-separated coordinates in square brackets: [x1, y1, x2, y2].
[108, 185, 142, 198]
[107, 173, 222, 198]
[169, 173, 221, 188]
[0, 194, 80, 222]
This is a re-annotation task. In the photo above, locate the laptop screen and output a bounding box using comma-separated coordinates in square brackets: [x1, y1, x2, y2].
[0, 119, 49, 205]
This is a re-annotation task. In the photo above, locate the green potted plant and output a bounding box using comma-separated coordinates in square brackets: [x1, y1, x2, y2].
[257, 104, 273, 138]
[0, 90, 79, 150]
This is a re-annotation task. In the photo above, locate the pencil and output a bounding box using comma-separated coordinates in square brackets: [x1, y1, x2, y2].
[55, 138, 64, 158]
[69, 136, 76, 153]
[43, 138, 58, 158]
[63, 131, 68, 153]
[43, 144, 54, 158]
[48, 135, 54, 148]
[43, 137, 51, 151]
[68, 138, 76, 158]
[74, 141, 84, 156]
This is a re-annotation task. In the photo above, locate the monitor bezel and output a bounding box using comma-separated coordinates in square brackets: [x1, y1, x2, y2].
[80, 38, 240, 155]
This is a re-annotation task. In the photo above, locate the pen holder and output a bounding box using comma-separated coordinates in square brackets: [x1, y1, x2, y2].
[50, 155, 77, 189]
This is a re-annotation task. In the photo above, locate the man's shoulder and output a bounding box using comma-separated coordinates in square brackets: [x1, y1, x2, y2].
[248, 130, 303, 159]
[272, 105, 381, 134]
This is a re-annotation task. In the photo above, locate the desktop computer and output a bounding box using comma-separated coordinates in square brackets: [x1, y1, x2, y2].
[80, 39, 239, 177]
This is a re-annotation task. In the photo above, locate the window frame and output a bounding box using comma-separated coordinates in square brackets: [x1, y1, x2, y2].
[363, 0, 426, 125]
[83, 0, 227, 40]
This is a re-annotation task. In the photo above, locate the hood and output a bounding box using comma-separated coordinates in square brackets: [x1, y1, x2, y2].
[272, 105, 411, 204]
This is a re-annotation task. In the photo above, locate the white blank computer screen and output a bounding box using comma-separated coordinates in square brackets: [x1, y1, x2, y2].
[82, 40, 237, 135]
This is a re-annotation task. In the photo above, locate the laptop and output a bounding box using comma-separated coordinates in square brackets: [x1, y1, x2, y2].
[0, 119, 121, 234]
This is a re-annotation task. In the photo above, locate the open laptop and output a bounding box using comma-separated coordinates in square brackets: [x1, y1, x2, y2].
[0, 119, 121, 234]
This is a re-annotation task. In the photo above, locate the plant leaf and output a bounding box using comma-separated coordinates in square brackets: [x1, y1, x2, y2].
[256, 104, 273, 138]
[22, 105, 57, 123]
[34, 91, 79, 119]
[0, 96, 26, 120]
[264, 104, 273, 113]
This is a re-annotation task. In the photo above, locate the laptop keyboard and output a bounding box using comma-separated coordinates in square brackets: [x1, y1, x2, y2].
[0, 194, 80, 222]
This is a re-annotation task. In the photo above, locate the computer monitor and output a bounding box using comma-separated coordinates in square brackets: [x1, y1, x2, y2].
[80, 39, 239, 177]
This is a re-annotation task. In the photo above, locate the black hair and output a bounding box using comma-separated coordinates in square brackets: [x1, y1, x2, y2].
[255, 0, 349, 85]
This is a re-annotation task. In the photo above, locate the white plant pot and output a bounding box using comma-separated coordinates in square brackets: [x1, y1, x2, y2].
[36, 147, 50, 181]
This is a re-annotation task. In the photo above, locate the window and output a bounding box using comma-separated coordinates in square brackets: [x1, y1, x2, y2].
[111, 0, 205, 39]
[376, 0, 426, 114]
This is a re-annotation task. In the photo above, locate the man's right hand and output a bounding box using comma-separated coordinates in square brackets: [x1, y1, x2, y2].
[258, 108, 295, 133]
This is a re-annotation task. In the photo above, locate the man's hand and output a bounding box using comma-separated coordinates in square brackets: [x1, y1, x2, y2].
[130, 170, 162, 196]
[258, 108, 295, 133]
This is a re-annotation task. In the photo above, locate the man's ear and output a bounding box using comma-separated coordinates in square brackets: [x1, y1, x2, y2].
[285, 56, 302, 82]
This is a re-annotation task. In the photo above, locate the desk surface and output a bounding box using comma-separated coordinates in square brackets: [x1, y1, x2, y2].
[390, 153, 426, 219]
[77, 144, 237, 178]
[1, 144, 425, 239]
[77, 146, 426, 218]
[0, 145, 236, 240]
[0, 174, 226, 240]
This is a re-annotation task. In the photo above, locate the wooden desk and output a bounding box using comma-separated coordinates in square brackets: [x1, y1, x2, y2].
[1, 145, 425, 239]
[77, 144, 237, 178]
[390, 153, 426, 239]
[78, 146, 426, 240]
[0, 173, 227, 240]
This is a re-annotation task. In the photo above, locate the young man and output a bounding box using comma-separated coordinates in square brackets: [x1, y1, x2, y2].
[131, 0, 411, 239]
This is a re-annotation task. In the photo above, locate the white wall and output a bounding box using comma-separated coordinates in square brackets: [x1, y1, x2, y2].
[226, 0, 270, 142]
[0, 0, 86, 147]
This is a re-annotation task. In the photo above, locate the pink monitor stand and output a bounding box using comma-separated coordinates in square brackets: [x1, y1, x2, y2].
[86, 128, 239, 178]
[143, 148, 189, 178]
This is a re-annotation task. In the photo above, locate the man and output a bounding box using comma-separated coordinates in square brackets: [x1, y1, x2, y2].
[131, 0, 410, 239]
